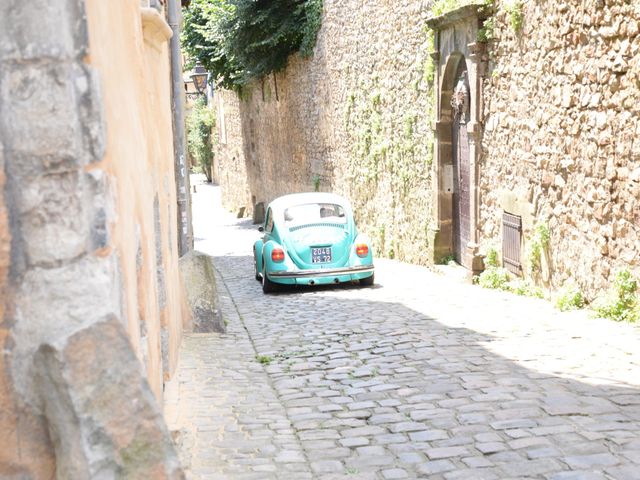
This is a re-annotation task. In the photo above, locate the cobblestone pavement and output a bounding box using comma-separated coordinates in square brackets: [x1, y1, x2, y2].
[165, 180, 640, 480]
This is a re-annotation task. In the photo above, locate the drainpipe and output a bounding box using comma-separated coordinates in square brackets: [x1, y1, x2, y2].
[167, 0, 193, 256]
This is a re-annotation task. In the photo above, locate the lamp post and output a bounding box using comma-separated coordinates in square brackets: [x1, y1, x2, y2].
[190, 62, 208, 96]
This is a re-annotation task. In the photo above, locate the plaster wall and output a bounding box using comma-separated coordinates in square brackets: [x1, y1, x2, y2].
[85, 0, 186, 396]
[0, 0, 185, 476]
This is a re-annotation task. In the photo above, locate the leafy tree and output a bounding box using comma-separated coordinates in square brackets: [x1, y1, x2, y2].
[182, 0, 323, 90]
[186, 98, 216, 182]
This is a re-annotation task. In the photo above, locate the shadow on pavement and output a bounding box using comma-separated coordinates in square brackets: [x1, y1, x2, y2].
[207, 254, 640, 478]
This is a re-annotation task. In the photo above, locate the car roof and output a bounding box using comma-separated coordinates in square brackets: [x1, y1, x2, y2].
[268, 192, 351, 213]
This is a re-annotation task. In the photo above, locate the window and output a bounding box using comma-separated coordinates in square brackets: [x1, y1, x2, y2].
[265, 208, 274, 233]
[283, 203, 347, 227]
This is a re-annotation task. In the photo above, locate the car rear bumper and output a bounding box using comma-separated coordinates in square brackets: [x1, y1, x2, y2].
[268, 264, 374, 280]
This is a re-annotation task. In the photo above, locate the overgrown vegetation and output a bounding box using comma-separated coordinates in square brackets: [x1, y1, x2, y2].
[527, 222, 550, 274]
[182, 0, 323, 90]
[554, 281, 585, 311]
[509, 279, 544, 298]
[505, 0, 524, 33]
[478, 16, 495, 42]
[591, 270, 639, 323]
[430, 0, 494, 18]
[256, 355, 273, 365]
[475, 247, 543, 298]
[186, 97, 215, 182]
[476, 248, 510, 290]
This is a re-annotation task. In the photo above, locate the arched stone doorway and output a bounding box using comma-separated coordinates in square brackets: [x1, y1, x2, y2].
[427, 5, 487, 273]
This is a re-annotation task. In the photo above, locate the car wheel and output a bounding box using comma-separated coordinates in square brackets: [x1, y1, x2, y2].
[360, 273, 374, 286]
[262, 261, 277, 294]
[253, 250, 261, 281]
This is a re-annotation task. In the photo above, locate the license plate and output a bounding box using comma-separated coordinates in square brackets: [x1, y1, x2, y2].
[311, 247, 332, 264]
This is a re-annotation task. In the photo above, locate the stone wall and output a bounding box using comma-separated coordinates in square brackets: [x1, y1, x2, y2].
[215, 0, 640, 298]
[215, 0, 436, 263]
[480, 0, 640, 296]
[0, 0, 185, 477]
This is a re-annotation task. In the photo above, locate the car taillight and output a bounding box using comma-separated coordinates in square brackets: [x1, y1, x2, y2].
[356, 244, 369, 257]
[271, 248, 285, 262]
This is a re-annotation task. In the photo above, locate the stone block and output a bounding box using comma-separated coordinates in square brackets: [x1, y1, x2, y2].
[11, 255, 122, 405]
[0, 63, 82, 164]
[0, 0, 88, 61]
[34, 316, 184, 479]
[179, 250, 225, 333]
[14, 171, 89, 266]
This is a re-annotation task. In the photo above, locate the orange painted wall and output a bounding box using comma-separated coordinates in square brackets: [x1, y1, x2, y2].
[84, 0, 185, 401]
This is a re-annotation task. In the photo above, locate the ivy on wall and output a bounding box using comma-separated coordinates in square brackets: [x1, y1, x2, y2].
[342, 58, 435, 260]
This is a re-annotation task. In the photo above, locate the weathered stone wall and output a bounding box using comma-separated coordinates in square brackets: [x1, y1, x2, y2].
[213, 89, 252, 217]
[480, 0, 640, 296]
[215, 0, 640, 297]
[0, 0, 185, 477]
[215, 0, 437, 262]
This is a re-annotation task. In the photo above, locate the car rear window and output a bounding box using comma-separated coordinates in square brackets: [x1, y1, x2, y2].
[283, 203, 347, 227]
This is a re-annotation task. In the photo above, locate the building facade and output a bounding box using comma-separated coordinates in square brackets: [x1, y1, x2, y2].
[0, 0, 189, 477]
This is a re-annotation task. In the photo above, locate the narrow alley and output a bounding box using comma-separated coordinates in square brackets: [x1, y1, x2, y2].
[165, 179, 640, 480]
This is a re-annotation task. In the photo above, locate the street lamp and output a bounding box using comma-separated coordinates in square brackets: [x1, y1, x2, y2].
[190, 62, 208, 95]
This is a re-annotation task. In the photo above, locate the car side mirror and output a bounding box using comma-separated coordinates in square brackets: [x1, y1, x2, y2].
[258, 226, 264, 232]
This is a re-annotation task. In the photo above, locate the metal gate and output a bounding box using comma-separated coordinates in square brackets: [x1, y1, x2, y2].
[502, 212, 522, 275]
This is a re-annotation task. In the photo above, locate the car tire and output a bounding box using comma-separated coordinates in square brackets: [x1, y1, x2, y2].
[262, 261, 277, 294]
[360, 273, 374, 286]
[254, 250, 261, 281]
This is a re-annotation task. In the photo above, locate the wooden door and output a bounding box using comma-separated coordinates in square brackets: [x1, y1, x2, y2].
[451, 62, 470, 264]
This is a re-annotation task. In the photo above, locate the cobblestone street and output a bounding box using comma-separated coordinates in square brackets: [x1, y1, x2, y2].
[165, 180, 640, 480]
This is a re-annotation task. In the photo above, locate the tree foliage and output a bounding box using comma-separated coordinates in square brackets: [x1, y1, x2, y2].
[186, 98, 216, 182]
[182, 0, 323, 90]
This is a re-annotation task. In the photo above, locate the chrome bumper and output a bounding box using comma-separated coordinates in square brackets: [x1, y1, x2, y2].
[268, 264, 374, 280]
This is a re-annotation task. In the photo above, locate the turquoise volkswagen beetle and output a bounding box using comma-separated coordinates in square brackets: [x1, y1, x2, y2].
[253, 192, 375, 293]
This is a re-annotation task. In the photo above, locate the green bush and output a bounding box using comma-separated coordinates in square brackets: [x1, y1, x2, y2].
[509, 280, 544, 299]
[484, 247, 499, 268]
[592, 270, 639, 323]
[186, 98, 215, 182]
[476, 266, 510, 290]
[554, 281, 585, 311]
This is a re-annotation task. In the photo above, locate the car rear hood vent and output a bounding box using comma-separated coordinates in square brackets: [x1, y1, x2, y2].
[288, 223, 346, 232]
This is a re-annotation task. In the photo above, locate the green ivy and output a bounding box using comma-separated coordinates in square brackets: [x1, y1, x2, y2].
[505, 0, 524, 33]
[430, 0, 494, 18]
[527, 222, 550, 273]
[186, 98, 216, 182]
[477, 16, 495, 42]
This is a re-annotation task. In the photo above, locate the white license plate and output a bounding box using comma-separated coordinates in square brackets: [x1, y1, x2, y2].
[311, 247, 332, 263]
